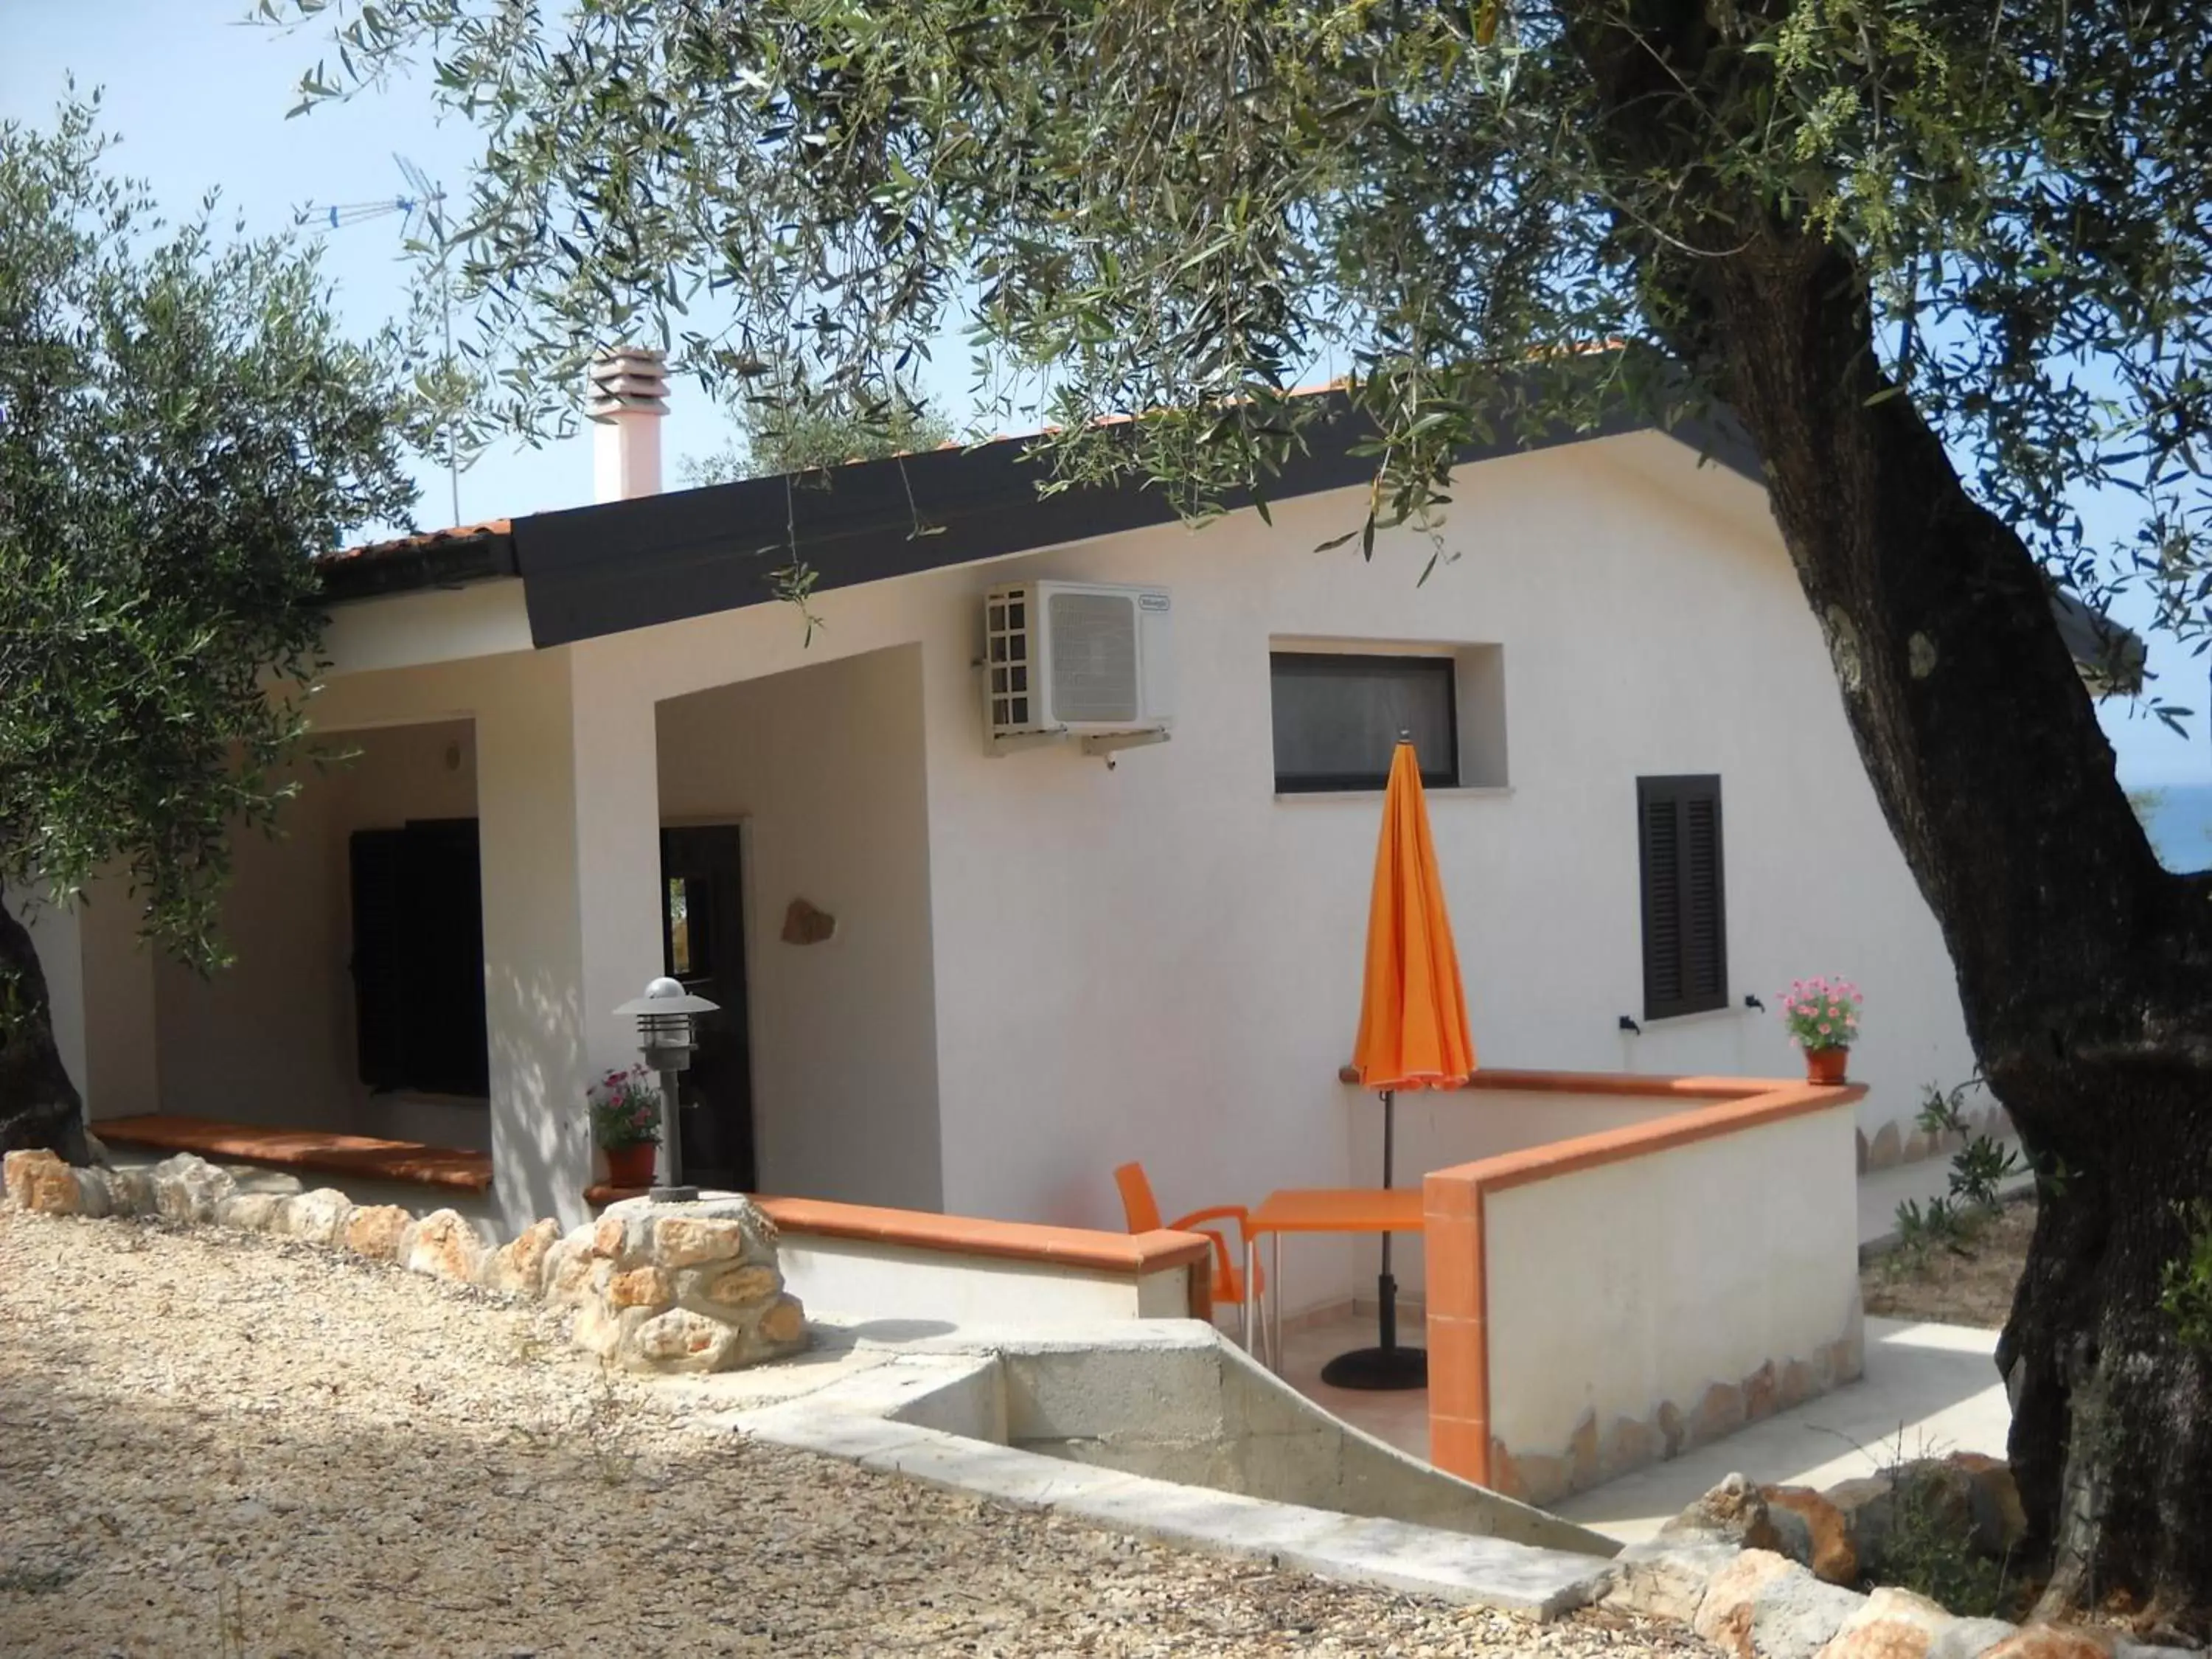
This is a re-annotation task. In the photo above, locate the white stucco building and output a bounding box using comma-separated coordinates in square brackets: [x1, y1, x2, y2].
[32, 364, 2099, 1319]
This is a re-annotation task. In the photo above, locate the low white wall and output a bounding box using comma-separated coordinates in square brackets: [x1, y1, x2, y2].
[773, 1233, 1190, 1326]
[1481, 1098, 1861, 1491]
[656, 645, 942, 1211]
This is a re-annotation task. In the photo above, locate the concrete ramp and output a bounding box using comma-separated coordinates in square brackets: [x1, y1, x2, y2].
[676, 1318, 1617, 1618]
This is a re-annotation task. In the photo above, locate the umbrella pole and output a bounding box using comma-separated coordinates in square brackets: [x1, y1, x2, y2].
[1320, 1087, 1429, 1392]
[1377, 1088, 1397, 1352]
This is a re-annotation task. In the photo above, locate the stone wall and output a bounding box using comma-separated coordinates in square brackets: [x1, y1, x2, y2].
[1, 1150, 805, 1377]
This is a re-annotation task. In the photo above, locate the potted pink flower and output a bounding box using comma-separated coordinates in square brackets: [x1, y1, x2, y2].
[589, 1065, 663, 1188]
[1781, 978, 1861, 1084]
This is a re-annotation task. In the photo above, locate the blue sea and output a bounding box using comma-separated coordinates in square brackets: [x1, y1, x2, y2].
[2138, 782, 2212, 873]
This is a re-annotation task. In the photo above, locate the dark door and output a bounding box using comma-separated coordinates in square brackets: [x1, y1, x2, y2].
[659, 825, 755, 1192]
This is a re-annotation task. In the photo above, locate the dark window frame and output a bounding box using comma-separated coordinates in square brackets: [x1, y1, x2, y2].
[1269, 651, 1460, 793]
[1637, 774, 1728, 1021]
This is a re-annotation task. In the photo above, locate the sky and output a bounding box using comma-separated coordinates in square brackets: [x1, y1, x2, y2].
[6, 0, 2207, 790]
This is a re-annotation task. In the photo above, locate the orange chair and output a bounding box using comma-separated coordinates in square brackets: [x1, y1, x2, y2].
[1113, 1161, 1265, 1357]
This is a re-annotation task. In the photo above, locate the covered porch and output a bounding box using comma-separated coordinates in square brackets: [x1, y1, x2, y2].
[58, 609, 945, 1236]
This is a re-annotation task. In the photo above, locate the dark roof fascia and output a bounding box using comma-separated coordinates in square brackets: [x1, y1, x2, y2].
[316, 527, 521, 604]
[511, 392, 1656, 648]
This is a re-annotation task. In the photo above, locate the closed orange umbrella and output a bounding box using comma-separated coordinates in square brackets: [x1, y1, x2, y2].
[1326, 738, 1475, 1391]
[1353, 742, 1477, 1091]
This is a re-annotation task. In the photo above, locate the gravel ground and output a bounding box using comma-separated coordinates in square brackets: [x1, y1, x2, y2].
[1863, 1202, 2034, 1329]
[0, 1208, 1713, 1658]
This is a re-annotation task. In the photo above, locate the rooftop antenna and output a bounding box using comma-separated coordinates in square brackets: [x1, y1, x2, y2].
[305, 156, 463, 526]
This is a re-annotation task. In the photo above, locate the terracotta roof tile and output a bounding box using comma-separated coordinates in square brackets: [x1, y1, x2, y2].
[318, 518, 513, 566]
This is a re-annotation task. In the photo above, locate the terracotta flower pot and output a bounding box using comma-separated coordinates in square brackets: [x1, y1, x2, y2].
[1804, 1046, 1850, 1085]
[605, 1141, 658, 1187]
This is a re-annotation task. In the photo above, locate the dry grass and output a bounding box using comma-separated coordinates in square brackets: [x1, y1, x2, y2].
[1863, 1201, 2036, 1329]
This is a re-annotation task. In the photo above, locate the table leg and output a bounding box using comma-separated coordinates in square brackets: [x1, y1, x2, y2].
[1243, 1231, 1259, 1363]
[1270, 1230, 1283, 1375]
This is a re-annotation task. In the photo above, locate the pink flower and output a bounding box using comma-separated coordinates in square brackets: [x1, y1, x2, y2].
[1818, 1022, 1832, 1034]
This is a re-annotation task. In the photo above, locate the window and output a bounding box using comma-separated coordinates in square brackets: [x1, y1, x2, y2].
[664, 873, 714, 978]
[349, 819, 490, 1096]
[1638, 776, 1728, 1020]
[1270, 653, 1458, 793]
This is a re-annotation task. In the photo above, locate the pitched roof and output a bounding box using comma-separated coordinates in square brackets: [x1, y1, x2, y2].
[313, 397, 2140, 688]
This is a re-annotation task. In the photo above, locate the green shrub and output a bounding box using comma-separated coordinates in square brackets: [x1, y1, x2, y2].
[2159, 1200, 2212, 1353]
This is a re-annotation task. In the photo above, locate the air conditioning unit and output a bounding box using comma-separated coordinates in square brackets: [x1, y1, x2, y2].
[983, 580, 1174, 754]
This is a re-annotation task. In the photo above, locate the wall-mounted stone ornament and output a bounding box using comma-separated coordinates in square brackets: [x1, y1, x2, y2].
[782, 897, 838, 945]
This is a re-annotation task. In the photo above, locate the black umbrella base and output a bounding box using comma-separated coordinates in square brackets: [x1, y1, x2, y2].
[1319, 1344, 1429, 1391]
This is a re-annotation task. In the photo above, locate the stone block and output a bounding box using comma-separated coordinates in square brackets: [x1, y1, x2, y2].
[1823, 1475, 1896, 1570]
[1567, 1411, 1601, 1492]
[214, 1192, 286, 1233]
[755, 1294, 806, 1349]
[650, 1215, 750, 1267]
[1934, 1453, 2027, 1557]
[1778, 1357, 1819, 1411]
[1745, 1361, 1781, 1422]
[574, 1298, 650, 1358]
[1980, 1627, 2115, 1659]
[275, 1188, 353, 1246]
[1601, 1413, 1660, 1481]
[1927, 1619, 2023, 1659]
[151, 1153, 235, 1223]
[105, 1166, 155, 1217]
[406, 1209, 487, 1284]
[1816, 1587, 1958, 1659]
[1663, 1472, 1783, 1552]
[1689, 1381, 1749, 1447]
[4, 1150, 83, 1216]
[590, 1211, 654, 1267]
[546, 1246, 610, 1309]
[1603, 1540, 1740, 1622]
[70, 1166, 114, 1219]
[1697, 1550, 1862, 1659]
[342, 1203, 414, 1262]
[608, 1265, 672, 1309]
[1764, 1485, 1858, 1586]
[1868, 1122, 1904, 1169]
[630, 1307, 742, 1371]
[480, 1218, 560, 1297]
[686, 1262, 779, 1310]
[1509, 1450, 1571, 1507]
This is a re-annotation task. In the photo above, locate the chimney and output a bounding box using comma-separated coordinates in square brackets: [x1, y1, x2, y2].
[587, 347, 669, 502]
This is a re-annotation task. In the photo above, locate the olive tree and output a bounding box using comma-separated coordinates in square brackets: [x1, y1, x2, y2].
[278, 0, 2212, 1620]
[0, 100, 415, 1158]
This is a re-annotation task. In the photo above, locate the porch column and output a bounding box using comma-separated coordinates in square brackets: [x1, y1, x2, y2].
[468, 653, 597, 1229]
[568, 643, 669, 1131]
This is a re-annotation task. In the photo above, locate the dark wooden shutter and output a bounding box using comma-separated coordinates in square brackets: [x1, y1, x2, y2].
[349, 820, 490, 1097]
[401, 819, 490, 1097]
[1638, 776, 1728, 1019]
[349, 829, 410, 1089]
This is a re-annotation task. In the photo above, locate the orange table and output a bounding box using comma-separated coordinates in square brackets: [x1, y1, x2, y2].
[1242, 1188, 1425, 1371]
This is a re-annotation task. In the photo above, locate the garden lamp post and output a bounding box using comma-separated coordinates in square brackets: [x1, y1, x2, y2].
[612, 976, 719, 1203]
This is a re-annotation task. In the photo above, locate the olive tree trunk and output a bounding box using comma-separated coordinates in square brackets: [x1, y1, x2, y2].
[1703, 237, 2212, 1625]
[0, 898, 89, 1166]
